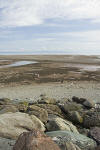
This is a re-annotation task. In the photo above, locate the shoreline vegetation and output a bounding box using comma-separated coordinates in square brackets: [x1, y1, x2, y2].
[0, 55, 99, 150]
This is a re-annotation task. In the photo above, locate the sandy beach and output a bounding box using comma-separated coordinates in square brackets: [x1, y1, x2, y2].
[0, 81, 100, 103]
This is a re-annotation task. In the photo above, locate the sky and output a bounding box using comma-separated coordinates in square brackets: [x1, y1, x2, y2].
[0, 0, 100, 55]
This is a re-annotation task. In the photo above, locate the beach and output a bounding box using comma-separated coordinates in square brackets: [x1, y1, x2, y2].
[0, 55, 99, 102]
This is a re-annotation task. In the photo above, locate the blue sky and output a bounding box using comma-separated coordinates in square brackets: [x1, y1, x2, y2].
[0, 0, 100, 55]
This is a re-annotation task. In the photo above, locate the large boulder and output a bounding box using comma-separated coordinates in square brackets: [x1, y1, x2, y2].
[0, 105, 18, 114]
[46, 115, 79, 133]
[89, 127, 100, 144]
[83, 112, 100, 128]
[46, 131, 97, 150]
[0, 112, 45, 139]
[13, 130, 61, 150]
[0, 137, 15, 150]
[36, 104, 63, 117]
[27, 105, 48, 123]
[60, 102, 83, 114]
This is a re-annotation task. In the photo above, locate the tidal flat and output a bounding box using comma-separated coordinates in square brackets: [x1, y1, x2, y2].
[0, 55, 99, 102]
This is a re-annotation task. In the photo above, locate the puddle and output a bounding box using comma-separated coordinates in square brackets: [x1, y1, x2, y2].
[0, 61, 37, 68]
[63, 63, 100, 71]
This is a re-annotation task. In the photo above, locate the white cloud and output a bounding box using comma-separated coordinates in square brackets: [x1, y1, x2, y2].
[0, 0, 100, 27]
[0, 29, 100, 55]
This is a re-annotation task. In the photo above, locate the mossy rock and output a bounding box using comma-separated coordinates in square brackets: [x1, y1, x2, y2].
[18, 101, 29, 112]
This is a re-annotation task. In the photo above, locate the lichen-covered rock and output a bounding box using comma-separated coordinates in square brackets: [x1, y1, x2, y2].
[18, 101, 29, 112]
[89, 127, 100, 144]
[46, 131, 97, 150]
[0, 137, 15, 150]
[28, 105, 48, 123]
[36, 104, 63, 117]
[68, 111, 83, 124]
[46, 115, 79, 133]
[13, 130, 61, 150]
[83, 112, 100, 128]
[0, 112, 45, 139]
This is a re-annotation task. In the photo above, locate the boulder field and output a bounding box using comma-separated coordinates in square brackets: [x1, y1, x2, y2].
[0, 95, 99, 150]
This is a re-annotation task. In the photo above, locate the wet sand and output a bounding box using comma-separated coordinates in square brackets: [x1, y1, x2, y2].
[0, 55, 99, 102]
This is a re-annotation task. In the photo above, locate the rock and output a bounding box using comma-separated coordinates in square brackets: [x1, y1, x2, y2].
[46, 131, 97, 150]
[46, 115, 79, 133]
[68, 111, 83, 124]
[13, 129, 61, 150]
[83, 100, 95, 108]
[65, 142, 81, 150]
[28, 105, 48, 123]
[89, 127, 100, 144]
[0, 105, 18, 114]
[36, 104, 63, 117]
[0, 137, 15, 150]
[38, 96, 56, 104]
[78, 128, 89, 137]
[95, 146, 100, 150]
[0, 112, 45, 139]
[72, 97, 86, 104]
[60, 102, 83, 114]
[18, 101, 29, 112]
[0, 98, 11, 105]
[83, 112, 100, 128]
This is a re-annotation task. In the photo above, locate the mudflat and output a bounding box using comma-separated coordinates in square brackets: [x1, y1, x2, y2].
[0, 55, 99, 102]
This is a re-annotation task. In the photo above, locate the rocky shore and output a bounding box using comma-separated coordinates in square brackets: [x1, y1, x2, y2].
[0, 95, 100, 150]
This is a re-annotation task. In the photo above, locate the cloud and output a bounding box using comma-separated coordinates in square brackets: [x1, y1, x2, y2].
[0, 0, 100, 27]
[0, 29, 100, 55]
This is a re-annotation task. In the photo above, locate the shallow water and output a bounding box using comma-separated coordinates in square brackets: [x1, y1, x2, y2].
[63, 63, 100, 71]
[0, 60, 37, 68]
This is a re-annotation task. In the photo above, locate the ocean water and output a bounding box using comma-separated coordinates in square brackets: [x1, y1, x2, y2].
[0, 50, 100, 55]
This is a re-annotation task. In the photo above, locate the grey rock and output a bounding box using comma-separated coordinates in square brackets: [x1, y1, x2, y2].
[89, 127, 100, 144]
[0, 137, 15, 150]
[0, 112, 45, 139]
[46, 115, 79, 133]
[83, 112, 100, 128]
[83, 100, 95, 108]
[46, 130, 97, 150]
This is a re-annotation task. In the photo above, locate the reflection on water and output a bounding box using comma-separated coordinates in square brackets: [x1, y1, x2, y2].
[0, 61, 37, 68]
[63, 63, 100, 71]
